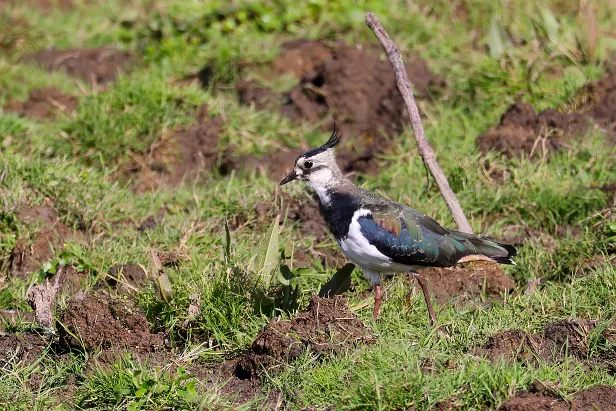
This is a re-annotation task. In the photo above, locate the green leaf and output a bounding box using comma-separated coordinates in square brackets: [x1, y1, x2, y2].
[318, 263, 355, 298]
[149, 250, 172, 303]
[249, 215, 280, 288]
[487, 16, 512, 60]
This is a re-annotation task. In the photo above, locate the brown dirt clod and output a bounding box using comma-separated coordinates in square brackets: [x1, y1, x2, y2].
[577, 70, 616, 142]
[499, 381, 568, 411]
[20, 47, 134, 85]
[0, 332, 47, 368]
[4, 87, 78, 119]
[238, 40, 445, 176]
[59, 292, 166, 358]
[477, 102, 590, 158]
[500, 382, 616, 411]
[273, 40, 334, 78]
[570, 385, 616, 411]
[419, 261, 515, 305]
[475, 319, 612, 365]
[121, 106, 227, 192]
[10, 206, 84, 278]
[235, 295, 376, 379]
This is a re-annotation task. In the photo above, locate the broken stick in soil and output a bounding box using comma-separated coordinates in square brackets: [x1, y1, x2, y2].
[365, 12, 473, 234]
[26, 266, 63, 336]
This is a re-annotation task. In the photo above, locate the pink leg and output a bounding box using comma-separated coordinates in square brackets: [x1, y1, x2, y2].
[373, 284, 383, 320]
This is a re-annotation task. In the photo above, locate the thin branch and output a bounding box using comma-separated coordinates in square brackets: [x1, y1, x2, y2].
[365, 13, 473, 234]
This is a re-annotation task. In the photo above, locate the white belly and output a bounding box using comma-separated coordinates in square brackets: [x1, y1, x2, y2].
[338, 209, 416, 273]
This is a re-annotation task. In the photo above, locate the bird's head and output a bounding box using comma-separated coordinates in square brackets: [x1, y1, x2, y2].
[280, 125, 343, 189]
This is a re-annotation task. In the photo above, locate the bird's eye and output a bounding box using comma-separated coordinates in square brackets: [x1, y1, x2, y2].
[304, 161, 313, 169]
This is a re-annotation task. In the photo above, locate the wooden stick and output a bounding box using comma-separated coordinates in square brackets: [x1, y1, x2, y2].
[365, 13, 473, 234]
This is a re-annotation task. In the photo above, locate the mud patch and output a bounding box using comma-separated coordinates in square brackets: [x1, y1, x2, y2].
[477, 102, 590, 158]
[4, 87, 78, 119]
[418, 261, 515, 305]
[571, 385, 616, 411]
[499, 381, 568, 411]
[120, 106, 227, 192]
[273, 40, 334, 78]
[235, 295, 375, 379]
[10, 206, 84, 278]
[500, 382, 616, 411]
[238, 40, 445, 175]
[576, 70, 616, 142]
[475, 319, 616, 366]
[192, 359, 281, 408]
[59, 292, 167, 361]
[0, 332, 47, 368]
[20, 47, 135, 86]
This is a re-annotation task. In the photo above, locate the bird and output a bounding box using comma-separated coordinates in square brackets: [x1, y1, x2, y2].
[280, 125, 517, 324]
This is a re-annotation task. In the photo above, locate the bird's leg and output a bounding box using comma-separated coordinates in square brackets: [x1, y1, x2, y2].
[373, 284, 383, 321]
[410, 272, 436, 326]
[405, 273, 414, 307]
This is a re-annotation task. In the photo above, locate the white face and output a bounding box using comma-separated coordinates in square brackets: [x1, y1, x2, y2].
[294, 151, 334, 189]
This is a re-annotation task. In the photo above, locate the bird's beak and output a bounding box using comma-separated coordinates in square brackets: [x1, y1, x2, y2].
[280, 170, 297, 186]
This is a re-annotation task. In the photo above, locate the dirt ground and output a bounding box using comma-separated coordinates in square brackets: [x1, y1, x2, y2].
[20, 47, 135, 86]
[474, 318, 616, 367]
[499, 381, 616, 411]
[576, 69, 616, 142]
[4, 87, 78, 119]
[9, 206, 85, 278]
[0, 332, 47, 369]
[418, 261, 515, 305]
[59, 291, 168, 360]
[235, 295, 376, 379]
[479, 71, 616, 158]
[237, 39, 446, 176]
[476, 101, 589, 158]
[120, 105, 227, 193]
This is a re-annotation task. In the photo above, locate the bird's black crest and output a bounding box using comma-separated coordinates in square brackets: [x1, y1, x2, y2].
[299, 124, 342, 160]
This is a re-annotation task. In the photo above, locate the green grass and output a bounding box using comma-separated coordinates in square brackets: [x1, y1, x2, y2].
[1, 0, 615, 409]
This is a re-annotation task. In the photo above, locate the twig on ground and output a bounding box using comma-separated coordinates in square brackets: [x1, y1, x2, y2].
[365, 12, 473, 234]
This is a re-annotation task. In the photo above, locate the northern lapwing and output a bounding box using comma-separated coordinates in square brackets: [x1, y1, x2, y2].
[280, 126, 517, 324]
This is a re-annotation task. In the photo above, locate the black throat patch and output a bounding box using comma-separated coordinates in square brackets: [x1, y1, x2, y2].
[318, 191, 361, 239]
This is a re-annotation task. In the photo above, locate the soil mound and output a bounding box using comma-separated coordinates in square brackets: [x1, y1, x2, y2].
[477, 101, 589, 158]
[0, 332, 47, 368]
[20, 47, 134, 85]
[59, 292, 167, 357]
[238, 40, 445, 175]
[4, 87, 78, 119]
[475, 318, 614, 365]
[273, 40, 334, 78]
[235, 295, 376, 379]
[10, 206, 84, 278]
[499, 381, 568, 411]
[500, 382, 616, 411]
[578, 70, 616, 142]
[419, 261, 515, 304]
[121, 106, 226, 192]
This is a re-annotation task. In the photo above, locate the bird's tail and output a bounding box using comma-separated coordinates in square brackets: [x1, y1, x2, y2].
[451, 232, 518, 265]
